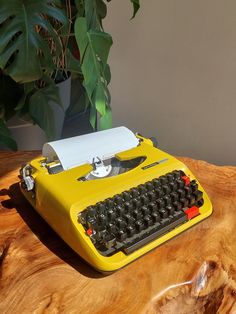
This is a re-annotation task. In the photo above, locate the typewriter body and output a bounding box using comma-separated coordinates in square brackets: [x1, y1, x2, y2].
[20, 127, 212, 272]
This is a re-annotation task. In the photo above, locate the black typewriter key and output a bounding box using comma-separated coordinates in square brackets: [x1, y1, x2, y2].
[173, 201, 182, 211]
[166, 205, 175, 215]
[194, 190, 203, 202]
[173, 170, 184, 179]
[148, 202, 158, 212]
[172, 170, 179, 178]
[187, 195, 196, 206]
[141, 206, 149, 216]
[132, 198, 141, 209]
[155, 187, 164, 198]
[176, 179, 185, 189]
[133, 209, 142, 220]
[170, 192, 179, 202]
[126, 225, 136, 237]
[97, 203, 106, 214]
[86, 206, 96, 216]
[117, 205, 125, 216]
[197, 198, 204, 207]
[124, 214, 135, 225]
[107, 209, 116, 221]
[135, 220, 145, 232]
[177, 189, 185, 198]
[159, 209, 168, 219]
[166, 173, 175, 182]
[107, 223, 116, 234]
[163, 195, 171, 205]
[131, 188, 140, 198]
[169, 181, 178, 191]
[179, 170, 185, 176]
[146, 181, 153, 191]
[190, 180, 198, 192]
[151, 212, 160, 223]
[153, 178, 161, 188]
[116, 218, 126, 229]
[140, 195, 149, 205]
[122, 191, 131, 201]
[98, 229, 107, 239]
[173, 210, 185, 220]
[98, 214, 107, 226]
[117, 230, 127, 241]
[184, 186, 192, 195]
[144, 215, 153, 227]
[87, 218, 98, 230]
[78, 212, 87, 224]
[147, 191, 156, 201]
[125, 201, 133, 211]
[138, 184, 147, 194]
[159, 176, 168, 185]
[180, 197, 189, 207]
[114, 195, 123, 205]
[163, 185, 171, 194]
[106, 198, 115, 209]
[157, 198, 165, 208]
[161, 218, 170, 227]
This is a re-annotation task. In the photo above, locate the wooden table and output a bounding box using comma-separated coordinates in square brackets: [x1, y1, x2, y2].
[0, 152, 236, 314]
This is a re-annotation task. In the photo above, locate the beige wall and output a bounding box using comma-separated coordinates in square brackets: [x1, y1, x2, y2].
[105, 0, 236, 165]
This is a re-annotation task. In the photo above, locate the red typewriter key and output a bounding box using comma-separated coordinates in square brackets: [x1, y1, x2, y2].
[185, 206, 199, 219]
[182, 175, 191, 186]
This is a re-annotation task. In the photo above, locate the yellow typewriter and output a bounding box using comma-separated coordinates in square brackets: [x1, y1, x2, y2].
[20, 127, 212, 272]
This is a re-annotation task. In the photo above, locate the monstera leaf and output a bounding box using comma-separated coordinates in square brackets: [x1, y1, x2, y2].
[29, 83, 61, 140]
[74, 0, 140, 130]
[75, 16, 113, 129]
[0, 0, 67, 83]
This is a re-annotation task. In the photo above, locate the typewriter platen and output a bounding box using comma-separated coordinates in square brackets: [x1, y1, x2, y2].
[20, 127, 212, 272]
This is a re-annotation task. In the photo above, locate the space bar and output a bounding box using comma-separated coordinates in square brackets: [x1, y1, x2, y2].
[123, 215, 187, 254]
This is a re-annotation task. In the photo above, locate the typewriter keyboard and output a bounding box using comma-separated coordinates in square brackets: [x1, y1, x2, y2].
[78, 170, 204, 256]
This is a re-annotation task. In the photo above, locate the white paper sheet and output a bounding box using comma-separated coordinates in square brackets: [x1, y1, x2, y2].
[42, 126, 139, 170]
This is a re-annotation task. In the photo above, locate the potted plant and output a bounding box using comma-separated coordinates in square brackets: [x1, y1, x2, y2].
[0, 0, 79, 149]
[0, 0, 140, 150]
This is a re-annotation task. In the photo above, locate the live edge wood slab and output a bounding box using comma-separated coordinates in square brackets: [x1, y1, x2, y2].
[0, 152, 236, 314]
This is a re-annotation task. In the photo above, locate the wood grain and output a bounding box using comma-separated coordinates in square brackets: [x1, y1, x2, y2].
[0, 152, 236, 314]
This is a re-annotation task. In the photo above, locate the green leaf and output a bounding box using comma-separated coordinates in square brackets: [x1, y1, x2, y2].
[66, 48, 82, 74]
[29, 83, 61, 140]
[85, 0, 101, 30]
[96, 0, 107, 20]
[0, 118, 17, 150]
[93, 83, 106, 116]
[99, 107, 112, 129]
[0, 74, 23, 119]
[0, 0, 67, 83]
[130, 0, 140, 19]
[104, 64, 111, 84]
[75, 16, 112, 129]
[88, 30, 113, 65]
[75, 0, 85, 17]
[15, 82, 35, 112]
[89, 102, 97, 130]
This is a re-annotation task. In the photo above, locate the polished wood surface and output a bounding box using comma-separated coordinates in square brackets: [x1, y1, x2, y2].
[0, 152, 236, 314]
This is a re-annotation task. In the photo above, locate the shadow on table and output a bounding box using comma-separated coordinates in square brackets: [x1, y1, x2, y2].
[0, 183, 109, 279]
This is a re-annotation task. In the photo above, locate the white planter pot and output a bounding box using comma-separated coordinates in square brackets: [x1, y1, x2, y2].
[5, 117, 47, 150]
[49, 75, 71, 140]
